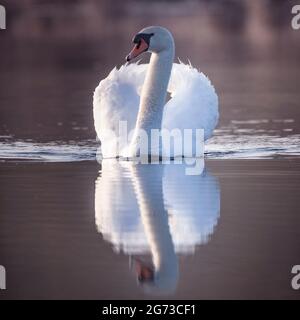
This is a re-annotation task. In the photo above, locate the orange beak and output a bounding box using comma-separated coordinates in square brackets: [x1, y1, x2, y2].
[126, 38, 149, 62]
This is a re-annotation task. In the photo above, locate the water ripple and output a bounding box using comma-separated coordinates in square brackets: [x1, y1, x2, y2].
[0, 132, 300, 162]
[0, 138, 98, 162]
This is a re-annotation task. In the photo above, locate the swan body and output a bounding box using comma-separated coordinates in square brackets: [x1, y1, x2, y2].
[93, 26, 218, 158]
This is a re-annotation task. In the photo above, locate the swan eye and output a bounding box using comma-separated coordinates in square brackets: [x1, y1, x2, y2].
[136, 40, 141, 50]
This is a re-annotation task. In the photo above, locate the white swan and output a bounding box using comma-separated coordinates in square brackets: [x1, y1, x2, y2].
[93, 26, 218, 158]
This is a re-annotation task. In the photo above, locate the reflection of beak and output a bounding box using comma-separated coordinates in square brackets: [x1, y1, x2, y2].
[133, 257, 154, 283]
[126, 38, 149, 62]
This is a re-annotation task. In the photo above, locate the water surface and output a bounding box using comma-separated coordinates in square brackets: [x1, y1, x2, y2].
[0, 159, 299, 299]
[1, 0, 300, 300]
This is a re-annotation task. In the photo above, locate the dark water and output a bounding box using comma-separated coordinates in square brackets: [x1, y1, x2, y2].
[1, 0, 300, 299]
[0, 160, 300, 299]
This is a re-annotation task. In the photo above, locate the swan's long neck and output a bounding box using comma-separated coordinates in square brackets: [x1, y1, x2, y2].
[131, 47, 174, 155]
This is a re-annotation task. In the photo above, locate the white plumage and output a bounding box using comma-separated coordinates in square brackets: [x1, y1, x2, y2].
[93, 62, 218, 158]
[93, 26, 218, 158]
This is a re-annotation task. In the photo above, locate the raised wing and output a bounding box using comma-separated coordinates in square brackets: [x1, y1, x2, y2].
[163, 62, 219, 156]
[93, 63, 147, 158]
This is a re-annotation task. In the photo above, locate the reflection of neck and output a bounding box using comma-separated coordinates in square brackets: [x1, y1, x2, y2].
[131, 165, 178, 292]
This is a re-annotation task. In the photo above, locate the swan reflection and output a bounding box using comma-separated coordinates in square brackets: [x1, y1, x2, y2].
[95, 160, 220, 295]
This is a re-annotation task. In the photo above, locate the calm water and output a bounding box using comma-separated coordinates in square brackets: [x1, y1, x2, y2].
[1, 0, 300, 299]
[0, 159, 300, 299]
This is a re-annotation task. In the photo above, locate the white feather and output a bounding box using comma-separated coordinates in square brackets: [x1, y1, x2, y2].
[93, 61, 218, 158]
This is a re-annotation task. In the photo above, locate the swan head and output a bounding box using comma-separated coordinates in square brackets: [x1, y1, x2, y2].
[126, 26, 174, 62]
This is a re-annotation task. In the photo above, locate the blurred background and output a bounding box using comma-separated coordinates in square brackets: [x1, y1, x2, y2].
[0, 0, 299, 141]
[1, 1, 300, 300]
